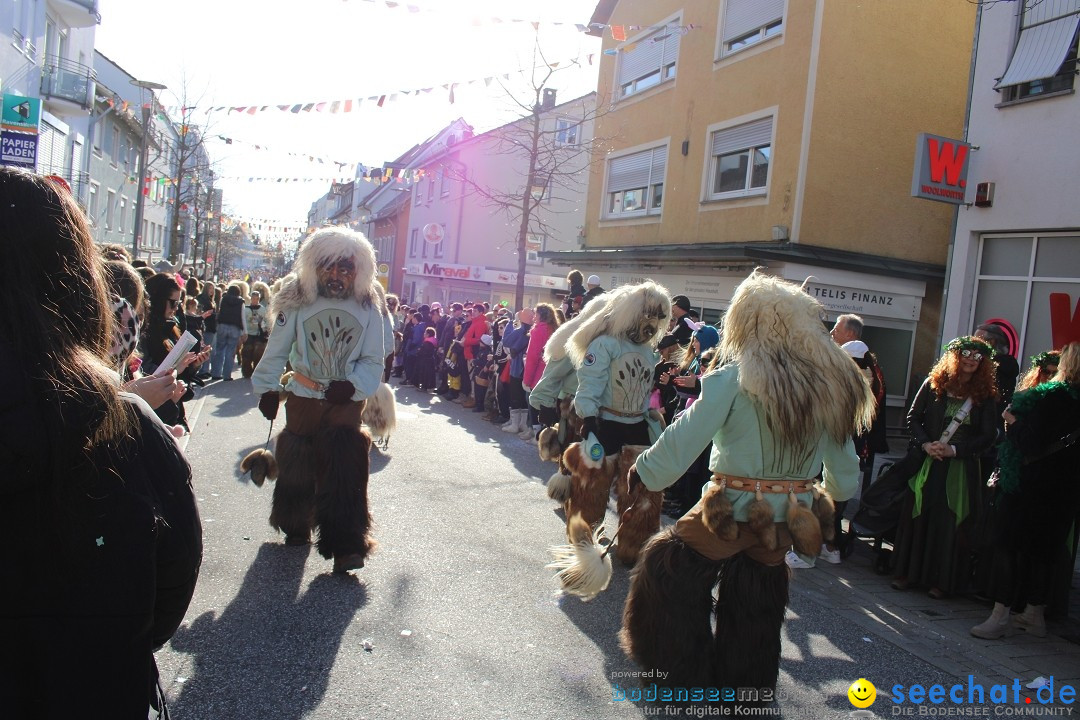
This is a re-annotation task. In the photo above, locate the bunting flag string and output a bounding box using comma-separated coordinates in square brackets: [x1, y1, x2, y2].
[209, 135, 358, 171]
[160, 48, 603, 117]
[342, 0, 694, 38]
[163, 26, 696, 117]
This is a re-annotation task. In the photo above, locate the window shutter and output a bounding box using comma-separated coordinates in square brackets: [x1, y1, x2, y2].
[995, 0, 1080, 88]
[650, 147, 667, 184]
[723, 0, 785, 43]
[618, 37, 665, 84]
[608, 150, 653, 192]
[711, 117, 773, 157]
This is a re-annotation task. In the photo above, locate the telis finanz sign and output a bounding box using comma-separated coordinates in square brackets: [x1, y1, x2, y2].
[911, 132, 971, 205]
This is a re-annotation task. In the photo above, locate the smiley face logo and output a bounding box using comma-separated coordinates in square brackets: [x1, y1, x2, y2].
[848, 678, 876, 708]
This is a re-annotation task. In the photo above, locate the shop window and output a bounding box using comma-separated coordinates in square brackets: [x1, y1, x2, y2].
[996, 2, 1079, 103]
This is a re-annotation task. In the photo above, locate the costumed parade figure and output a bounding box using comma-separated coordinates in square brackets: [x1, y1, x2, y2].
[243, 227, 395, 574]
[559, 281, 671, 568]
[618, 272, 872, 698]
[529, 293, 615, 501]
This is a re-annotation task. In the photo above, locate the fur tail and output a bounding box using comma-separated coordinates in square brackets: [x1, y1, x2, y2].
[362, 382, 397, 441]
[547, 514, 613, 601]
[547, 470, 572, 503]
[241, 449, 278, 487]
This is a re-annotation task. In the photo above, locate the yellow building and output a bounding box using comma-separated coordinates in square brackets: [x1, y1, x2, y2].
[548, 0, 975, 405]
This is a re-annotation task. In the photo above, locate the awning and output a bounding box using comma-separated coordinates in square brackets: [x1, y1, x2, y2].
[995, 12, 1080, 89]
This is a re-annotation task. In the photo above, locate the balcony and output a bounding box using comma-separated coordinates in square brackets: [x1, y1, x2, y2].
[48, 0, 101, 28]
[39, 57, 96, 113]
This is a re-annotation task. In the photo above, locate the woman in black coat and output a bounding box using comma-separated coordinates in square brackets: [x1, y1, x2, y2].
[0, 168, 202, 719]
[971, 342, 1080, 639]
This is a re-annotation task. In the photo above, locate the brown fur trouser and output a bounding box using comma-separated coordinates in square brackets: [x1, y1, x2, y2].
[241, 338, 267, 378]
[620, 532, 789, 699]
[270, 394, 374, 560]
[562, 442, 662, 567]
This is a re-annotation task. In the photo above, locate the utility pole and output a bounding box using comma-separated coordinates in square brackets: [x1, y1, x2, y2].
[129, 79, 167, 258]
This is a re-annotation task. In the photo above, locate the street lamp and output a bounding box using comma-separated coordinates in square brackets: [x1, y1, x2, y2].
[130, 79, 167, 258]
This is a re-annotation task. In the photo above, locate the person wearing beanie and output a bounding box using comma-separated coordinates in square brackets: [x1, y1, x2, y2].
[670, 295, 695, 346]
[581, 274, 605, 309]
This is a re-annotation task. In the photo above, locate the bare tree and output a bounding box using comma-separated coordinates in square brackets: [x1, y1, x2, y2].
[444, 38, 614, 309]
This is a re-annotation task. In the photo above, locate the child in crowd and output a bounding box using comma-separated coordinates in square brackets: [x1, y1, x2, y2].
[417, 326, 439, 391]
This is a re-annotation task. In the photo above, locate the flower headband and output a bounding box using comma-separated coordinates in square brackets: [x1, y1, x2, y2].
[944, 336, 995, 359]
[1031, 350, 1060, 369]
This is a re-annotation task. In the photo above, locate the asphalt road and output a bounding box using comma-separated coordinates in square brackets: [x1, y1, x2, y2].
[158, 379, 957, 719]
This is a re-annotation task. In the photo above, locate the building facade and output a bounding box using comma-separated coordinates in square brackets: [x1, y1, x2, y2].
[399, 95, 595, 309]
[1, 0, 99, 198]
[557, 0, 976, 406]
[940, 0, 1080, 371]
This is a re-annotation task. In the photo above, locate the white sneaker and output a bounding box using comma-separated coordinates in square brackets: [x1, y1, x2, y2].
[785, 550, 813, 569]
[818, 544, 842, 565]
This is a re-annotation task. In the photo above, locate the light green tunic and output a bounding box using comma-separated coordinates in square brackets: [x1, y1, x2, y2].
[529, 354, 576, 411]
[636, 362, 860, 522]
[573, 336, 657, 424]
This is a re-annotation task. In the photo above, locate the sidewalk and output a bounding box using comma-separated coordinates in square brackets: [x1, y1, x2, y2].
[788, 462, 1080, 698]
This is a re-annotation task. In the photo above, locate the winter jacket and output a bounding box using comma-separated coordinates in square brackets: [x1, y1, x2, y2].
[523, 321, 554, 390]
[217, 292, 245, 329]
[0, 343, 202, 716]
[463, 315, 488, 361]
[502, 322, 531, 379]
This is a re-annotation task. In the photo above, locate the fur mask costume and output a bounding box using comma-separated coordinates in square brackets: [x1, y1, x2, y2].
[271, 227, 384, 315]
[567, 282, 671, 368]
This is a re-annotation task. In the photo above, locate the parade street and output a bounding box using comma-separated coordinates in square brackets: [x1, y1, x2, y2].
[158, 379, 972, 720]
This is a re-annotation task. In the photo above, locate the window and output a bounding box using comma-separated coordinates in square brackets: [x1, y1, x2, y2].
[440, 168, 450, 196]
[409, 227, 419, 257]
[427, 174, 434, 202]
[92, 120, 102, 156]
[120, 139, 128, 169]
[616, 25, 681, 99]
[708, 116, 773, 199]
[605, 145, 667, 218]
[414, 181, 422, 206]
[996, 1, 1079, 103]
[102, 121, 114, 158]
[143, 219, 148, 247]
[110, 128, 120, 166]
[526, 234, 544, 264]
[720, 0, 784, 57]
[118, 196, 126, 233]
[433, 224, 445, 259]
[555, 118, 580, 146]
[87, 183, 98, 225]
[106, 190, 115, 229]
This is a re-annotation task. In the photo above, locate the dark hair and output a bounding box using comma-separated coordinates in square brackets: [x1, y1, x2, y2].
[103, 259, 146, 319]
[136, 266, 156, 282]
[185, 276, 201, 297]
[567, 269, 583, 286]
[144, 273, 182, 319]
[424, 327, 436, 338]
[451, 302, 463, 311]
[130, 258, 148, 268]
[535, 303, 561, 330]
[226, 284, 241, 296]
[0, 167, 135, 474]
[975, 323, 1009, 355]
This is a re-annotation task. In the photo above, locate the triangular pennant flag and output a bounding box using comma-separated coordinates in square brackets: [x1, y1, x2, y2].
[611, 25, 626, 41]
[302, 103, 314, 112]
[291, 104, 302, 113]
[246, 106, 257, 115]
[377, 95, 386, 107]
[330, 100, 341, 113]
[278, 105, 291, 111]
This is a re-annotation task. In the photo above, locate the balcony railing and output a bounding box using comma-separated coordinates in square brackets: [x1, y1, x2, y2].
[50, 0, 101, 28]
[39, 57, 96, 111]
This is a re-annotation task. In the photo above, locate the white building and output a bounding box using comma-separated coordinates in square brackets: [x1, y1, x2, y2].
[1, 0, 100, 197]
[941, 0, 1080, 370]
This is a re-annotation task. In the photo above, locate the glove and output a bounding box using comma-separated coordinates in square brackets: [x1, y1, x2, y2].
[258, 391, 280, 421]
[538, 405, 559, 428]
[324, 380, 356, 405]
[627, 463, 642, 495]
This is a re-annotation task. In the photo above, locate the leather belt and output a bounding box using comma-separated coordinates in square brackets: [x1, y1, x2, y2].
[289, 370, 326, 393]
[600, 406, 645, 419]
[711, 473, 815, 495]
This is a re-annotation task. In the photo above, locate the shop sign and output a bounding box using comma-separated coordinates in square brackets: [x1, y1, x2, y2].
[806, 283, 921, 321]
[1050, 293, 1080, 348]
[911, 132, 970, 205]
[407, 262, 483, 281]
[0, 130, 37, 168]
[1, 95, 41, 133]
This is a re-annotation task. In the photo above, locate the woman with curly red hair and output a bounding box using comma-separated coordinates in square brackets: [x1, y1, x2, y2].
[891, 336, 1000, 598]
